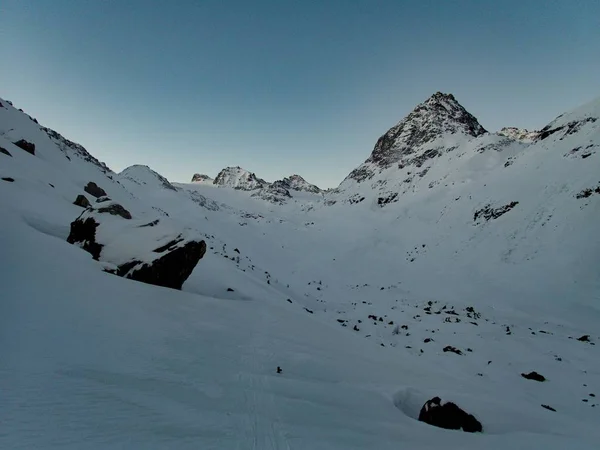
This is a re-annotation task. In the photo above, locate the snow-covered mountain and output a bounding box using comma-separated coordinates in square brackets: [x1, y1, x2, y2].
[213, 166, 268, 190]
[498, 126, 540, 142]
[191, 173, 213, 183]
[119, 164, 177, 191]
[273, 174, 323, 193]
[2, 92, 600, 449]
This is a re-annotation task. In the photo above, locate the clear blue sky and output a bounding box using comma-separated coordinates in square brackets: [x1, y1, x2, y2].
[1, 0, 599, 188]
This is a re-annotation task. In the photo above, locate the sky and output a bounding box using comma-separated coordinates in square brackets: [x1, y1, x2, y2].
[1, 0, 599, 188]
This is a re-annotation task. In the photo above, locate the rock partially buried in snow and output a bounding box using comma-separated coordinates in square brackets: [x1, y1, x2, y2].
[13, 139, 35, 155]
[84, 181, 107, 198]
[521, 371, 546, 382]
[73, 194, 91, 208]
[97, 203, 132, 219]
[67, 205, 206, 290]
[0, 146, 12, 157]
[418, 397, 482, 433]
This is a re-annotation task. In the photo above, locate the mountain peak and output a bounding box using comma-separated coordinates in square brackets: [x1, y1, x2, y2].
[213, 166, 267, 190]
[191, 173, 214, 183]
[355, 92, 487, 174]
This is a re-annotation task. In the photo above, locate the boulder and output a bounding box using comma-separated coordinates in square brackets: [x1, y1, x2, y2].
[13, 139, 35, 155]
[97, 203, 132, 219]
[66, 206, 206, 290]
[96, 196, 111, 203]
[521, 371, 546, 382]
[418, 397, 483, 433]
[73, 194, 91, 208]
[114, 240, 206, 290]
[84, 181, 107, 198]
[66, 216, 103, 260]
[0, 146, 12, 157]
[2, 177, 15, 182]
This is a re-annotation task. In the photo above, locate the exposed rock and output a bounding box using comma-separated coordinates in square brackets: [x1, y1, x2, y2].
[344, 92, 486, 183]
[97, 203, 132, 220]
[191, 173, 214, 183]
[541, 404, 556, 412]
[2, 177, 15, 182]
[521, 371, 546, 382]
[577, 335, 591, 342]
[66, 208, 206, 290]
[96, 196, 111, 203]
[498, 127, 539, 142]
[115, 240, 206, 290]
[73, 194, 91, 208]
[0, 146, 12, 157]
[67, 216, 103, 260]
[443, 346, 463, 355]
[474, 201, 519, 223]
[418, 397, 482, 432]
[13, 139, 35, 155]
[84, 182, 107, 198]
[272, 174, 322, 193]
[576, 186, 600, 199]
[213, 166, 267, 190]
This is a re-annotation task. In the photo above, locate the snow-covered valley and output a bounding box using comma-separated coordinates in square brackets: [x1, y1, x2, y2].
[1, 92, 599, 449]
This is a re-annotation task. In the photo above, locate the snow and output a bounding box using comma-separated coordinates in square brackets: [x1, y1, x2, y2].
[2, 94, 600, 449]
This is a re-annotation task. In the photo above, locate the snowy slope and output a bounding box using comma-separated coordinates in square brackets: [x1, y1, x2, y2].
[119, 164, 178, 191]
[2, 93, 600, 449]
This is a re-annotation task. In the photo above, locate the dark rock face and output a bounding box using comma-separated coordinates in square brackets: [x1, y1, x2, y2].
[67, 216, 103, 260]
[577, 335, 591, 342]
[346, 92, 487, 182]
[73, 194, 91, 208]
[84, 182, 107, 198]
[418, 397, 483, 433]
[538, 117, 597, 141]
[2, 177, 15, 182]
[474, 201, 519, 223]
[521, 371, 546, 382]
[13, 139, 36, 155]
[0, 146, 12, 157]
[115, 240, 206, 290]
[97, 203, 132, 219]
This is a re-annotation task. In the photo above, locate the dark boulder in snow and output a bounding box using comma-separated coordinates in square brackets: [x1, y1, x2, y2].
[418, 397, 482, 433]
[67, 206, 206, 290]
[13, 139, 36, 155]
[521, 371, 546, 382]
[0, 146, 12, 157]
[73, 194, 91, 208]
[114, 240, 206, 290]
[84, 181, 107, 198]
[67, 216, 103, 260]
[2, 177, 15, 182]
[97, 203, 132, 219]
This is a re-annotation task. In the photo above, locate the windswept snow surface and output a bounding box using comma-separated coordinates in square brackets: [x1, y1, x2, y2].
[2, 94, 600, 449]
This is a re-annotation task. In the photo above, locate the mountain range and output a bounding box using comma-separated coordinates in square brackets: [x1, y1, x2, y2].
[1, 91, 599, 449]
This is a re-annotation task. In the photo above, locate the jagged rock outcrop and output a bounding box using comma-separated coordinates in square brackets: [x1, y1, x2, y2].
[345, 92, 486, 184]
[272, 174, 322, 193]
[13, 139, 36, 155]
[213, 166, 267, 190]
[418, 397, 482, 433]
[191, 173, 214, 183]
[84, 182, 107, 198]
[251, 185, 292, 204]
[498, 127, 539, 142]
[66, 205, 205, 290]
[73, 194, 91, 208]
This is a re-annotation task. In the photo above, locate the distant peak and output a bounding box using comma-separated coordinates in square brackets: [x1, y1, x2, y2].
[191, 173, 213, 183]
